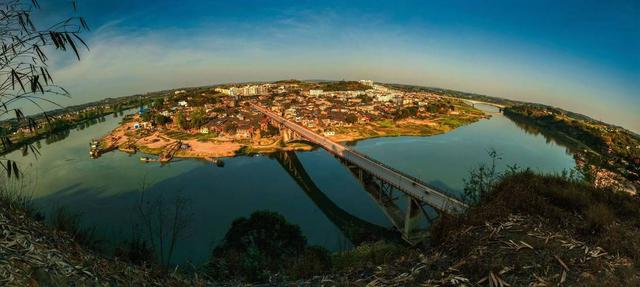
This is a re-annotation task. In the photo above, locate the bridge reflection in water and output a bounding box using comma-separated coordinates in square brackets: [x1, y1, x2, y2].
[254, 103, 465, 244]
[274, 151, 404, 246]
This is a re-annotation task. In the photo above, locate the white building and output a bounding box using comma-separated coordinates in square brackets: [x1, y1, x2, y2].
[177, 101, 188, 107]
[310, 89, 324, 96]
[359, 80, 374, 87]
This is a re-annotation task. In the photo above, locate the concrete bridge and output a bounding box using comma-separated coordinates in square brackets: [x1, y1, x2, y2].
[252, 104, 468, 244]
[274, 151, 399, 245]
[442, 96, 506, 109]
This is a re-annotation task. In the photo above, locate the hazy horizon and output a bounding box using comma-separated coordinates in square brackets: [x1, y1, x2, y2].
[21, 0, 640, 132]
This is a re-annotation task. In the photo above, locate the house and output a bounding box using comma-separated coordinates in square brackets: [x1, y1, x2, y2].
[177, 101, 188, 107]
[236, 127, 252, 139]
[200, 127, 210, 134]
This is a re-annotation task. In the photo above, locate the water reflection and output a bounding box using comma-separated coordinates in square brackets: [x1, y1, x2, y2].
[8, 105, 577, 265]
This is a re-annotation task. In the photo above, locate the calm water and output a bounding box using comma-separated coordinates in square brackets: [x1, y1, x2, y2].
[5, 105, 576, 264]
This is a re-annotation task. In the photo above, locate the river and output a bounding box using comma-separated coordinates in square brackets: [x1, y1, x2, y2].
[4, 104, 576, 264]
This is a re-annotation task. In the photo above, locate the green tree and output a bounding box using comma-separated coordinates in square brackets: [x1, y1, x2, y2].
[154, 114, 170, 126]
[153, 98, 164, 109]
[190, 107, 207, 128]
[175, 111, 188, 130]
[208, 211, 308, 281]
[140, 111, 152, 122]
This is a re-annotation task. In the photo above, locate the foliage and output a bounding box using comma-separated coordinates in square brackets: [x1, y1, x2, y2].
[49, 207, 102, 251]
[331, 241, 411, 272]
[114, 237, 156, 266]
[136, 187, 193, 267]
[208, 211, 311, 282]
[463, 148, 506, 205]
[394, 106, 418, 120]
[287, 246, 331, 278]
[154, 114, 171, 126]
[190, 107, 207, 128]
[319, 81, 369, 91]
[345, 113, 357, 124]
[504, 105, 640, 184]
[434, 170, 640, 265]
[0, 0, 88, 177]
[223, 121, 237, 133]
[174, 111, 188, 130]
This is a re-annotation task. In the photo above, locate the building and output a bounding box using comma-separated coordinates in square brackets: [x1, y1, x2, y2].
[359, 80, 374, 86]
[310, 89, 324, 96]
[177, 101, 188, 107]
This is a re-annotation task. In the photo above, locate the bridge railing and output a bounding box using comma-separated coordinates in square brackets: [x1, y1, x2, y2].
[346, 148, 462, 201]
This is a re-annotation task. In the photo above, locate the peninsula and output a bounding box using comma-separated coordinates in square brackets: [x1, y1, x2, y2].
[97, 80, 487, 160]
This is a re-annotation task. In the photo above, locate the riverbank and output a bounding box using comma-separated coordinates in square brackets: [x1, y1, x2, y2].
[503, 105, 639, 195]
[0, 199, 205, 286]
[5, 171, 636, 285]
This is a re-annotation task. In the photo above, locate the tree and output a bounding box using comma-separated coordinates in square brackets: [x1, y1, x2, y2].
[0, 0, 89, 178]
[154, 114, 170, 126]
[136, 185, 192, 267]
[152, 98, 164, 109]
[190, 107, 206, 128]
[208, 211, 308, 281]
[140, 111, 152, 122]
[224, 121, 237, 133]
[174, 111, 188, 130]
[345, 113, 358, 124]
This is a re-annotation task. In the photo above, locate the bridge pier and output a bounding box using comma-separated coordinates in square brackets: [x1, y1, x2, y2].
[341, 158, 431, 245]
[404, 198, 427, 243]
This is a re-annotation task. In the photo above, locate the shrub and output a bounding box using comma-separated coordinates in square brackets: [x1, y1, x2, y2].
[114, 238, 155, 265]
[583, 203, 615, 233]
[331, 241, 410, 271]
[49, 207, 102, 251]
[288, 246, 332, 279]
[208, 211, 308, 282]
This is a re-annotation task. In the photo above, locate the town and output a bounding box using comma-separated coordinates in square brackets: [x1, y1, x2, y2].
[98, 80, 486, 160]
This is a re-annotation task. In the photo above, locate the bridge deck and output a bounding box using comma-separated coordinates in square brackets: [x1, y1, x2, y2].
[252, 104, 467, 213]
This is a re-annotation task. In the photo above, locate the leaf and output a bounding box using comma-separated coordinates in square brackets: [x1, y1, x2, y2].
[65, 33, 81, 60]
[7, 160, 12, 178]
[12, 161, 19, 179]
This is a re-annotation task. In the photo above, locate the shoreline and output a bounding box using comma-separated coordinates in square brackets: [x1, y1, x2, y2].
[98, 112, 489, 160]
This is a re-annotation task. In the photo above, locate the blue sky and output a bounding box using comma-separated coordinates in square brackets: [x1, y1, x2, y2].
[39, 0, 639, 131]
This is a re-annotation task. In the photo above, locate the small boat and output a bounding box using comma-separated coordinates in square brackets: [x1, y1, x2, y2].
[204, 157, 225, 167]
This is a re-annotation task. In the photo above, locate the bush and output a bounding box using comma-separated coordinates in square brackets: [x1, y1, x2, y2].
[208, 211, 308, 282]
[288, 246, 331, 278]
[331, 241, 410, 271]
[583, 203, 614, 233]
[114, 238, 155, 265]
[49, 207, 102, 251]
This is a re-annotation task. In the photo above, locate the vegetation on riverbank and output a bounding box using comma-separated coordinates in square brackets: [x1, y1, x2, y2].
[504, 104, 640, 193]
[2, 154, 639, 285]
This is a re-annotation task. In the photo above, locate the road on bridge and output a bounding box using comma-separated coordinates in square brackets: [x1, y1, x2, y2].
[251, 104, 468, 213]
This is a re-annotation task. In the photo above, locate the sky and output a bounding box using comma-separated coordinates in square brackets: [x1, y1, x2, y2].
[32, 0, 640, 132]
